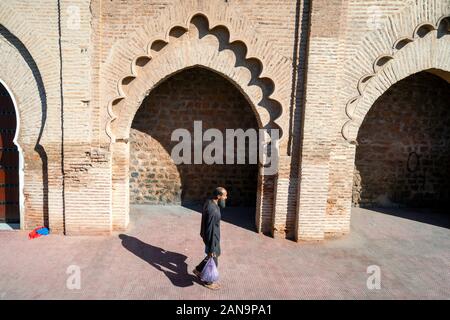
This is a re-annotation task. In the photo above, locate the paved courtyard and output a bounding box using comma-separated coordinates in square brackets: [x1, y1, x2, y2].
[0, 205, 449, 299]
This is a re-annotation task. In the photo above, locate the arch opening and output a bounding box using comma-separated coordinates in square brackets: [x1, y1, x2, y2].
[0, 81, 22, 230]
[129, 67, 261, 230]
[353, 71, 450, 227]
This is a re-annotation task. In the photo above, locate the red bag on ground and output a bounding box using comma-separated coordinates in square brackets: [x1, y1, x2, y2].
[28, 229, 41, 239]
[28, 226, 46, 239]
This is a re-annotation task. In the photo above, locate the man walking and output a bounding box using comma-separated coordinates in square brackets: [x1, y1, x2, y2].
[193, 187, 227, 290]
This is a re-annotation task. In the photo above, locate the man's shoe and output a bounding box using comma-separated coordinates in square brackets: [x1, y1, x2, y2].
[204, 282, 221, 290]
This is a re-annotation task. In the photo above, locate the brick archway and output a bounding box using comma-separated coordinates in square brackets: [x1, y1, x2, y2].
[108, 14, 283, 232]
[1, 2, 64, 233]
[106, 14, 285, 143]
[353, 71, 450, 208]
[325, 21, 450, 237]
[129, 67, 260, 209]
[342, 18, 450, 142]
[293, 0, 450, 241]
[100, 3, 292, 149]
[0, 27, 54, 231]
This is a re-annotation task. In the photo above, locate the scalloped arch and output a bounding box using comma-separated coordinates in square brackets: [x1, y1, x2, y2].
[373, 55, 394, 72]
[341, 10, 450, 143]
[393, 37, 414, 50]
[106, 13, 286, 146]
[437, 14, 450, 27]
[413, 22, 437, 38]
[0, 9, 61, 231]
[0, 2, 60, 149]
[342, 32, 450, 142]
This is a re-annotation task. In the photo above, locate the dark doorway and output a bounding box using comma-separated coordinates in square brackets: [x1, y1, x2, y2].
[0, 82, 19, 223]
[129, 67, 259, 230]
[353, 71, 450, 227]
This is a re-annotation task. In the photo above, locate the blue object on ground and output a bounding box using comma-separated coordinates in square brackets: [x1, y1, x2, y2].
[36, 227, 49, 235]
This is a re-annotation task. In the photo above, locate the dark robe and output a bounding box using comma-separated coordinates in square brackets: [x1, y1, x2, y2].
[200, 199, 221, 256]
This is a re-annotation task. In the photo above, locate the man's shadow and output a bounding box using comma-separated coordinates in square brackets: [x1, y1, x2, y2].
[119, 234, 203, 288]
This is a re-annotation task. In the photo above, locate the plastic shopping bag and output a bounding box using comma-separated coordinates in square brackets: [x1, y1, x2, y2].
[200, 257, 219, 283]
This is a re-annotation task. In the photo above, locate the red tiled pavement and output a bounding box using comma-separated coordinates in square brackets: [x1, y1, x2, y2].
[0, 205, 449, 299]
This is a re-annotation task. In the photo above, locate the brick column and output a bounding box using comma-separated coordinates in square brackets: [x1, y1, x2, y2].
[111, 140, 129, 231]
[255, 170, 275, 234]
[64, 143, 112, 235]
[325, 123, 358, 235]
[272, 155, 298, 239]
[295, 163, 328, 241]
[46, 143, 64, 233]
[294, 0, 345, 241]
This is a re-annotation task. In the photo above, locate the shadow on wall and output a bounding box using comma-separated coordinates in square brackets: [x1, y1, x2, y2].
[0, 26, 49, 228]
[285, 0, 312, 240]
[118, 234, 202, 288]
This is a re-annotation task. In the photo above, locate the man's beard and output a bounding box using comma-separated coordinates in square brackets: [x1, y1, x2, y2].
[218, 199, 226, 208]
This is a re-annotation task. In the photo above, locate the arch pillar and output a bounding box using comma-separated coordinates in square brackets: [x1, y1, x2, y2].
[111, 140, 130, 231]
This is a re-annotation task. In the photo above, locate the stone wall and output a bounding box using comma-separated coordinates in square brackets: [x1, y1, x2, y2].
[129, 68, 259, 206]
[353, 72, 450, 208]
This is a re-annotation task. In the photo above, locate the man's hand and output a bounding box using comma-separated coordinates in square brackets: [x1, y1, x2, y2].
[207, 252, 216, 258]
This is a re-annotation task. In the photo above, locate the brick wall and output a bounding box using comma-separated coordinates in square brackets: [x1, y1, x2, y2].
[129, 67, 259, 207]
[2, 0, 448, 239]
[321, 0, 449, 236]
[353, 72, 450, 208]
